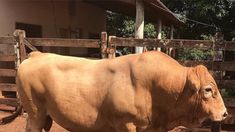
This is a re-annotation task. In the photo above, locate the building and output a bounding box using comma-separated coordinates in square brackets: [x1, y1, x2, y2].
[0, 0, 183, 56]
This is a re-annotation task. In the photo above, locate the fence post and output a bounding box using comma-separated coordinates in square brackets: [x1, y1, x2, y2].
[211, 32, 224, 132]
[211, 121, 221, 132]
[108, 36, 116, 59]
[213, 32, 224, 61]
[14, 30, 26, 63]
[101, 32, 108, 59]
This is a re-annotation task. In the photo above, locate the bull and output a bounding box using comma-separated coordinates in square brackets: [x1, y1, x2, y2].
[16, 51, 227, 131]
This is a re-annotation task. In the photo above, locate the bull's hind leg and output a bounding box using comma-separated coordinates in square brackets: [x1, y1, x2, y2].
[25, 107, 47, 132]
[17, 79, 49, 132]
[23, 99, 48, 132]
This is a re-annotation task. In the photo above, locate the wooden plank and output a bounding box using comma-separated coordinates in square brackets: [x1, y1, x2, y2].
[224, 79, 235, 86]
[218, 80, 235, 90]
[26, 38, 100, 48]
[110, 37, 213, 49]
[213, 61, 235, 71]
[179, 61, 235, 71]
[224, 98, 235, 107]
[179, 60, 211, 67]
[109, 37, 235, 50]
[0, 37, 15, 44]
[225, 41, 235, 50]
[0, 69, 16, 77]
[23, 39, 38, 51]
[0, 83, 16, 92]
[0, 98, 19, 107]
[0, 55, 16, 62]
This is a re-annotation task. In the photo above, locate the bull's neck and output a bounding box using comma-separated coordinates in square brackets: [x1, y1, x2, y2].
[165, 67, 201, 130]
[146, 66, 189, 129]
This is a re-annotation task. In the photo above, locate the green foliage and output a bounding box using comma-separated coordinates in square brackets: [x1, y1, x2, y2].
[121, 20, 135, 37]
[178, 48, 213, 61]
[144, 23, 156, 38]
[178, 34, 214, 61]
[106, 11, 157, 38]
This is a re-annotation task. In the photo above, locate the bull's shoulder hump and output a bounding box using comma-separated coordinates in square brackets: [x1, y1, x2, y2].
[142, 51, 180, 63]
[28, 51, 43, 58]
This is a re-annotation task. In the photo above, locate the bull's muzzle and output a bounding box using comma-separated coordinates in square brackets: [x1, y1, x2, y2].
[222, 111, 228, 119]
[211, 109, 228, 121]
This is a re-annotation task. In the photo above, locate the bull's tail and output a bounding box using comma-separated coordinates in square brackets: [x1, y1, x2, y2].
[0, 105, 23, 124]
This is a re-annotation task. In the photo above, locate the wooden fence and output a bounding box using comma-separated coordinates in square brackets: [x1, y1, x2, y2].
[108, 34, 235, 88]
[0, 35, 19, 107]
[0, 30, 234, 131]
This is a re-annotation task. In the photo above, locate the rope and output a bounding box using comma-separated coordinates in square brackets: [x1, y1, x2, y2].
[149, 2, 218, 29]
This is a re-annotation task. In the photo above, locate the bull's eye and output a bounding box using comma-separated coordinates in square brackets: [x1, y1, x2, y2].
[205, 88, 212, 92]
[203, 85, 213, 99]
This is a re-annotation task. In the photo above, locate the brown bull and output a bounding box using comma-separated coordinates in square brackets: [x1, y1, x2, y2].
[16, 51, 227, 132]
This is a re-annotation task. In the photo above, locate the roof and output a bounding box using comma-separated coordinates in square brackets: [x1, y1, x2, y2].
[83, 0, 184, 27]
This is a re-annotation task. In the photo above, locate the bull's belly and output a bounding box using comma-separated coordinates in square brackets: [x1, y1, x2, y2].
[45, 96, 105, 131]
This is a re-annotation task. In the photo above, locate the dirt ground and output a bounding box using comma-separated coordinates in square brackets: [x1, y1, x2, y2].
[0, 110, 211, 132]
[0, 110, 68, 132]
[0, 105, 232, 132]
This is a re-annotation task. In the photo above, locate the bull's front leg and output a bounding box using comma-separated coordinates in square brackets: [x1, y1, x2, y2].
[125, 122, 137, 132]
[113, 122, 137, 132]
[141, 127, 166, 132]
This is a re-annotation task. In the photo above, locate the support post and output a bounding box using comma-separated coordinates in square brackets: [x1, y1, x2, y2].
[211, 32, 224, 132]
[213, 32, 224, 61]
[13, 30, 26, 117]
[135, 0, 144, 53]
[157, 19, 162, 51]
[211, 121, 221, 132]
[101, 32, 108, 59]
[169, 24, 175, 57]
[13, 30, 26, 63]
[170, 24, 174, 39]
[108, 36, 116, 59]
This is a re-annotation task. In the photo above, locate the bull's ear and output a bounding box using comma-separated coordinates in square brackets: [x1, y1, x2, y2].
[187, 68, 201, 93]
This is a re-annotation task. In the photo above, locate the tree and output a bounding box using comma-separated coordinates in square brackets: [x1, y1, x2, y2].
[162, 0, 235, 40]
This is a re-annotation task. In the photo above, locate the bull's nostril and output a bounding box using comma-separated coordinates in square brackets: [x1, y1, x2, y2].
[223, 112, 228, 118]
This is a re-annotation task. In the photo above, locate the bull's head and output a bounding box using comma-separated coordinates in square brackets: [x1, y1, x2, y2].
[187, 65, 228, 123]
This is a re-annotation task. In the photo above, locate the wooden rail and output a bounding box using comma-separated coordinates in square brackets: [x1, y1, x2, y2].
[0, 83, 17, 92]
[109, 37, 235, 50]
[179, 61, 235, 71]
[0, 69, 16, 77]
[26, 38, 101, 48]
[0, 37, 15, 44]
[0, 55, 16, 62]
[0, 98, 19, 107]
[0, 34, 18, 110]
